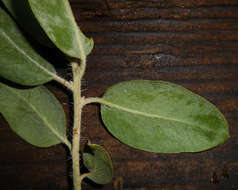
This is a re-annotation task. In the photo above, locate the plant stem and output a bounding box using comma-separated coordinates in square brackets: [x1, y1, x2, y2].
[53, 74, 73, 91]
[71, 61, 84, 190]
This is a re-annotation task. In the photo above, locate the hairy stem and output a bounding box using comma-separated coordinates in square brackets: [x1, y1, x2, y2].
[53, 74, 73, 91]
[71, 61, 83, 190]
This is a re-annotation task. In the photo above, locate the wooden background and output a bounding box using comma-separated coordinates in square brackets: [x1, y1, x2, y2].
[1, 0, 238, 189]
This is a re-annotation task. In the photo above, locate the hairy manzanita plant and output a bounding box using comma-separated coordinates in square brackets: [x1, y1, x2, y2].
[0, 0, 229, 189]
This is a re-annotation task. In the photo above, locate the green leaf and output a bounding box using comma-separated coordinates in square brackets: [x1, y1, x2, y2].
[0, 82, 70, 148]
[83, 143, 113, 184]
[101, 80, 229, 153]
[78, 29, 94, 56]
[28, 0, 94, 59]
[2, 0, 53, 47]
[0, 7, 56, 86]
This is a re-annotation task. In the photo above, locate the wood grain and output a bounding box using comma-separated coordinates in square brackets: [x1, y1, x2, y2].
[0, 0, 238, 189]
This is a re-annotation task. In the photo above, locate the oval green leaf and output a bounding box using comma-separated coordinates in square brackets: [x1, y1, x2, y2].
[0, 7, 56, 86]
[2, 0, 53, 47]
[28, 0, 94, 59]
[101, 80, 229, 153]
[0, 82, 70, 148]
[83, 143, 113, 184]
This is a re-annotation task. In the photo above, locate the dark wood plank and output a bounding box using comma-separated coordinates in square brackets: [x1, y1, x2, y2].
[0, 0, 238, 189]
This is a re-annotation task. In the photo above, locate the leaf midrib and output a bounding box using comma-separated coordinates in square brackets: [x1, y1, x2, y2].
[5, 85, 68, 145]
[0, 31, 55, 78]
[100, 99, 201, 129]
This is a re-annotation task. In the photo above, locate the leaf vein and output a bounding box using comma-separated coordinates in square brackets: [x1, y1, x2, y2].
[99, 99, 199, 128]
[0, 31, 56, 79]
[5, 85, 70, 147]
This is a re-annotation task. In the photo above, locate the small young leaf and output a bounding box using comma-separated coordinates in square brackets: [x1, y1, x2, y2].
[0, 82, 69, 148]
[2, 0, 53, 47]
[28, 0, 94, 59]
[101, 80, 229, 153]
[83, 143, 113, 184]
[0, 7, 56, 86]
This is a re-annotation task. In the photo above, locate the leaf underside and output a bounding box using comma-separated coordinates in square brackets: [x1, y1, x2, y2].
[83, 143, 113, 184]
[0, 7, 55, 86]
[101, 80, 229, 153]
[28, 0, 93, 59]
[0, 82, 68, 147]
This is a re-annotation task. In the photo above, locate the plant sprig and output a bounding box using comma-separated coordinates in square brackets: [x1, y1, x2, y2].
[0, 0, 229, 189]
